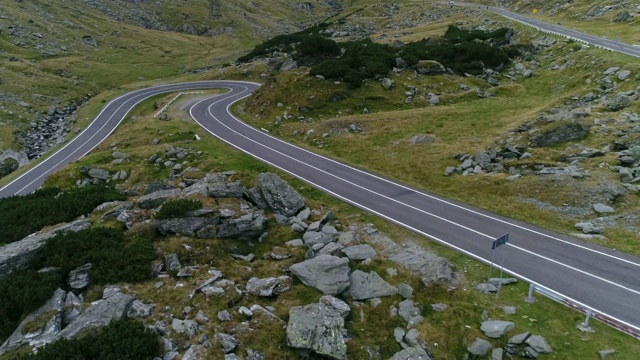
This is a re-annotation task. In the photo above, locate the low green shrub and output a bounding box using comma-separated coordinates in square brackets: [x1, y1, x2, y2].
[32, 227, 156, 284]
[18, 319, 159, 360]
[154, 198, 202, 220]
[0, 158, 19, 178]
[0, 270, 62, 340]
[0, 185, 126, 245]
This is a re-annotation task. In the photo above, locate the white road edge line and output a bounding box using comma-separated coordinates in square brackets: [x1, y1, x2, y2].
[187, 92, 640, 335]
[217, 93, 640, 268]
[191, 94, 640, 298]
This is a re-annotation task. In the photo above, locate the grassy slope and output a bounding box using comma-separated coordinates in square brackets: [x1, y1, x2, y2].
[1, 0, 639, 357]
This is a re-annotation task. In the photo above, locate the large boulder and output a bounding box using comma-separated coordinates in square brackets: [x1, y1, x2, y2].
[289, 255, 350, 295]
[0, 289, 66, 354]
[156, 217, 219, 237]
[530, 122, 590, 147]
[68, 263, 92, 292]
[136, 189, 182, 209]
[398, 299, 424, 326]
[602, 94, 632, 111]
[525, 335, 552, 353]
[390, 247, 457, 288]
[480, 320, 515, 338]
[246, 276, 293, 297]
[389, 346, 432, 360]
[57, 293, 134, 339]
[286, 303, 347, 359]
[255, 173, 305, 217]
[215, 209, 267, 240]
[348, 270, 398, 300]
[415, 60, 445, 75]
[0, 219, 91, 280]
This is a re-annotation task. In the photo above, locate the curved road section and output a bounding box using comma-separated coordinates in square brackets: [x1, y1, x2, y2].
[1, 22, 639, 338]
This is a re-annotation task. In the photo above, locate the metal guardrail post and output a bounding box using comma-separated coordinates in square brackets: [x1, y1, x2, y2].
[525, 283, 536, 303]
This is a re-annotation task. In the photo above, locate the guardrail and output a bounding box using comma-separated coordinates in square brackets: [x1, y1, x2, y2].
[526, 282, 640, 339]
[153, 91, 204, 118]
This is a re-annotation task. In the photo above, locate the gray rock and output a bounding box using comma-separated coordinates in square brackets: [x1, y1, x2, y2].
[316, 242, 344, 256]
[286, 239, 304, 247]
[319, 295, 350, 318]
[172, 319, 199, 340]
[302, 231, 332, 247]
[390, 247, 457, 288]
[598, 349, 615, 360]
[603, 94, 632, 111]
[214, 209, 267, 240]
[289, 255, 350, 295]
[397, 283, 414, 299]
[409, 134, 434, 145]
[530, 122, 590, 147]
[342, 244, 376, 260]
[398, 299, 424, 326]
[394, 327, 405, 343]
[217, 310, 231, 322]
[0, 288, 66, 354]
[475, 283, 498, 293]
[0, 219, 90, 280]
[286, 303, 347, 360]
[488, 278, 518, 286]
[404, 328, 420, 346]
[157, 217, 219, 237]
[481, 320, 515, 338]
[508, 331, 530, 345]
[137, 189, 182, 209]
[430, 303, 448, 312]
[337, 231, 357, 246]
[575, 222, 605, 234]
[280, 57, 298, 71]
[429, 94, 440, 106]
[415, 60, 445, 75]
[492, 347, 504, 360]
[467, 337, 492, 356]
[164, 253, 182, 272]
[525, 334, 552, 353]
[349, 270, 398, 300]
[58, 293, 134, 339]
[246, 349, 265, 360]
[88, 168, 110, 181]
[503, 306, 516, 315]
[215, 333, 238, 354]
[617, 70, 631, 81]
[381, 78, 395, 90]
[389, 346, 431, 360]
[246, 276, 292, 297]
[255, 173, 305, 217]
[68, 263, 92, 292]
[183, 344, 205, 360]
[127, 300, 153, 318]
[593, 203, 614, 213]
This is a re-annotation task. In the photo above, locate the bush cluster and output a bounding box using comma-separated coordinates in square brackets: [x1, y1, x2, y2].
[0, 158, 19, 178]
[0, 185, 126, 245]
[18, 320, 159, 360]
[154, 198, 202, 219]
[239, 24, 519, 87]
[0, 228, 155, 341]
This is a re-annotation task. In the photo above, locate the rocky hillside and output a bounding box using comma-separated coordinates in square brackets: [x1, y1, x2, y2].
[0, 0, 340, 169]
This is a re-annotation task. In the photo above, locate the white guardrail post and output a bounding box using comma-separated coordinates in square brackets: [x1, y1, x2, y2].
[527, 282, 640, 339]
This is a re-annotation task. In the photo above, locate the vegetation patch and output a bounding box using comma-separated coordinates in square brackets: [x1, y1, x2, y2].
[0, 185, 126, 245]
[17, 319, 159, 360]
[0, 158, 19, 178]
[239, 25, 521, 87]
[154, 199, 203, 219]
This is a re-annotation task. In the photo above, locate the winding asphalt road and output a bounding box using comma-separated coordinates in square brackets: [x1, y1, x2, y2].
[2, 6, 640, 338]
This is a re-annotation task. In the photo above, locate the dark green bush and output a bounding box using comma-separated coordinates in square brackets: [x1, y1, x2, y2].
[19, 319, 159, 360]
[32, 227, 155, 285]
[0, 158, 19, 178]
[154, 198, 202, 220]
[0, 270, 62, 340]
[0, 185, 126, 245]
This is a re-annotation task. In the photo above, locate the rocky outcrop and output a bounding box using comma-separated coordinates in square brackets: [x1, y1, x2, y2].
[254, 173, 305, 217]
[286, 302, 348, 359]
[246, 276, 293, 297]
[0, 219, 91, 280]
[530, 122, 590, 147]
[348, 270, 398, 300]
[68, 263, 92, 292]
[57, 293, 134, 339]
[0, 289, 66, 354]
[137, 189, 182, 209]
[289, 255, 350, 295]
[390, 247, 458, 288]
